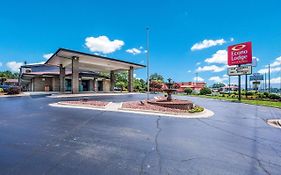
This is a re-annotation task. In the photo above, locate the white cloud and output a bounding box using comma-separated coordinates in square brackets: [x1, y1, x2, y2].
[0, 62, 2, 67]
[196, 65, 226, 72]
[258, 66, 281, 74]
[85, 35, 124, 54]
[270, 77, 281, 84]
[126, 48, 141, 55]
[196, 62, 201, 66]
[193, 76, 204, 82]
[43, 53, 53, 59]
[187, 70, 192, 73]
[230, 37, 234, 42]
[191, 39, 226, 51]
[209, 75, 228, 83]
[205, 50, 227, 64]
[270, 56, 281, 67]
[6, 61, 24, 72]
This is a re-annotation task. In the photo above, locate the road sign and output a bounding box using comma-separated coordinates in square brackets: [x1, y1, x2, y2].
[250, 73, 264, 81]
[253, 81, 261, 85]
[227, 65, 252, 76]
[228, 42, 252, 66]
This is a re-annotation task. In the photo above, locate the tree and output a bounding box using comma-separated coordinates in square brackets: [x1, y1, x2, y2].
[0, 71, 19, 79]
[133, 78, 146, 92]
[200, 87, 212, 95]
[212, 82, 225, 89]
[184, 88, 193, 95]
[150, 73, 164, 82]
[149, 80, 163, 93]
[115, 81, 126, 92]
[115, 72, 128, 90]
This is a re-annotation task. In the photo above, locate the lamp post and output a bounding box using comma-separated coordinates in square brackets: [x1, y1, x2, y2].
[146, 27, 150, 100]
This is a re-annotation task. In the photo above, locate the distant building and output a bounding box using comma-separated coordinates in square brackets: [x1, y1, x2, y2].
[219, 85, 238, 93]
[4, 79, 19, 86]
[176, 82, 206, 92]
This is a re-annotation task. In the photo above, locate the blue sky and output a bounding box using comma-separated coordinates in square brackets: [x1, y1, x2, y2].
[0, 0, 281, 86]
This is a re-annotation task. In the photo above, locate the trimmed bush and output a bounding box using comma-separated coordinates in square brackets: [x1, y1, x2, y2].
[264, 92, 269, 98]
[246, 91, 254, 96]
[268, 93, 280, 100]
[188, 106, 204, 113]
[199, 87, 212, 95]
[7, 86, 20, 95]
[184, 88, 193, 95]
[0, 88, 4, 93]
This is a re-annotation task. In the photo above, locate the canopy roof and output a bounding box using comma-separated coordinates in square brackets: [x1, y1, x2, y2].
[45, 48, 145, 72]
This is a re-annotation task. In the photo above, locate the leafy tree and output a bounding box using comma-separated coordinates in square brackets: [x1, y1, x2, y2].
[149, 80, 163, 93]
[133, 78, 146, 92]
[184, 88, 193, 95]
[0, 71, 19, 79]
[115, 81, 126, 92]
[115, 71, 128, 90]
[150, 73, 164, 82]
[212, 82, 225, 88]
[200, 87, 212, 95]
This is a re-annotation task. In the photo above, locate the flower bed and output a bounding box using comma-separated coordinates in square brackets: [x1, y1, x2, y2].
[122, 100, 203, 114]
[59, 100, 109, 107]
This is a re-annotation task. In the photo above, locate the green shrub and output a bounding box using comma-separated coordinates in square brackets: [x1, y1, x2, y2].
[188, 106, 204, 113]
[200, 87, 212, 95]
[264, 92, 269, 98]
[268, 93, 280, 100]
[256, 93, 265, 99]
[7, 86, 20, 95]
[184, 88, 193, 95]
[246, 91, 254, 96]
[0, 88, 4, 93]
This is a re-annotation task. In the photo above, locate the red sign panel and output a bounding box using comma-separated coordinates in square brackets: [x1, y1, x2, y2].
[228, 42, 252, 66]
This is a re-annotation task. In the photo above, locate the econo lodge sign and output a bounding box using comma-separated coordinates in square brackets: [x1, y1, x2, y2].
[228, 42, 252, 66]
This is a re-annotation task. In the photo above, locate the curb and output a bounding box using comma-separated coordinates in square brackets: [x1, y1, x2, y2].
[49, 102, 214, 119]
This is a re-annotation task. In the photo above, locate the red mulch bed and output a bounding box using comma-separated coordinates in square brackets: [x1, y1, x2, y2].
[122, 100, 191, 114]
[60, 100, 109, 107]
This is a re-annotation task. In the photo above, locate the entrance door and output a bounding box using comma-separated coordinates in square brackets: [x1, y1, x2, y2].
[82, 80, 89, 91]
[97, 81, 103, 91]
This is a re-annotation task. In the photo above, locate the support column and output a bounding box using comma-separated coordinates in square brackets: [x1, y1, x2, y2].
[72, 56, 79, 94]
[110, 71, 115, 91]
[128, 66, 134, 92]
[59, 64, 65, 92]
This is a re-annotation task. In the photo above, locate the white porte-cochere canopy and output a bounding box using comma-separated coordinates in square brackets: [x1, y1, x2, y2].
[45, 48, 145, 72]
[44, 48, 145, 93]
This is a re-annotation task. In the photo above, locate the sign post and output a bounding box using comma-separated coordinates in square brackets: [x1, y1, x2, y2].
[228, 42, 252, 101]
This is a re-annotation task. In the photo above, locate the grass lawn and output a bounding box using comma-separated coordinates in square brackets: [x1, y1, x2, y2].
[188, 94, 281, 109]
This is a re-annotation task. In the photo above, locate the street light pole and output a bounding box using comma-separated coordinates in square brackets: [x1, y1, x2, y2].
[146, 27, 150, 100]
[268, 64, 271, 93]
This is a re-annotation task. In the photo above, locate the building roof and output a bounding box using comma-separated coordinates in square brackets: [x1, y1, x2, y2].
[45, 48, 145, 72]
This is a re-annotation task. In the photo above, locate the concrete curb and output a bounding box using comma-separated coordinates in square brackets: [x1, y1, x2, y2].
[49, 102, 214, 119]
[48, 92, 143, 98]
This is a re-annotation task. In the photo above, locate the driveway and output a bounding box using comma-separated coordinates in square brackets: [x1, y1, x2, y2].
[0, 94, 280, 175]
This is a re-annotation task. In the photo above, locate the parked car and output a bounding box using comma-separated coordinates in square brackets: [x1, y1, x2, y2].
[0, 85, 11, 92]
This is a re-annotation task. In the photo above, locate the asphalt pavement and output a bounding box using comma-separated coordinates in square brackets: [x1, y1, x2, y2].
[0, 93, 280, 175]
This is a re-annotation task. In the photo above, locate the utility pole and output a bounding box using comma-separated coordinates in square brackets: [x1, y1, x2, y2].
[279, 60, 281, 96]
[146, 27, 150, 100]
[264, 73, 267, 92]
[228, 75, 231, 95]
[238, 65, 241, 101]
[268, 64, 271, 93]
[245, 74, 248, 98]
